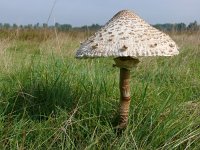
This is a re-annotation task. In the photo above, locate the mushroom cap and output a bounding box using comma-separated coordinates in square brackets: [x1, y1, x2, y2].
[76, 10, 179, 58]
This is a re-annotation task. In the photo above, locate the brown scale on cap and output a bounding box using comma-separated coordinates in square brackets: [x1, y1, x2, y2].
[169, 43, 175, 47]
[121, 45, 128, 51]
[150, 43, 158, 48]
[91, 43, 98, 49]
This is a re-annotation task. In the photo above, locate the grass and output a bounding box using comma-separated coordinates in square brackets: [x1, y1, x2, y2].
[0, 29, 200, 149]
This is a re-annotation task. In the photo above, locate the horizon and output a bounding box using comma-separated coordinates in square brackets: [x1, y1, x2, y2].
[0, 0, 200, 27]
[0, 21, 199, 28]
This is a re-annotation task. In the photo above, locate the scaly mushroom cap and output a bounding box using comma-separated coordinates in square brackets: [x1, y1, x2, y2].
[76, 10, 179, 58]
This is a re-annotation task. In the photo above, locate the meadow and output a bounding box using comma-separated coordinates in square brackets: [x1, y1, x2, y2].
[0, 29, 200, 149]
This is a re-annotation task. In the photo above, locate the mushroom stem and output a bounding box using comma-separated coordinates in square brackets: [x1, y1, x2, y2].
[118, 68, 131, 129]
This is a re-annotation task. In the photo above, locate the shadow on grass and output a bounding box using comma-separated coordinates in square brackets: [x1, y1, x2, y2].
[4, 75, 79, 120]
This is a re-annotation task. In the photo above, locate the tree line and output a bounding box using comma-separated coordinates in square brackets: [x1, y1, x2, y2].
[0, 22, 101, 31]
[153, 21, 199, 32]
[0, 21, 199, 32]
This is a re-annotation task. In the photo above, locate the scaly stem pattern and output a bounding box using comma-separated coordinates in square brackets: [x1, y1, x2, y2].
[118, 68, 131, 129]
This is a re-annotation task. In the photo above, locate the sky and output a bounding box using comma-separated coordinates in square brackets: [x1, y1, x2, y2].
[0, 0, 200, 27]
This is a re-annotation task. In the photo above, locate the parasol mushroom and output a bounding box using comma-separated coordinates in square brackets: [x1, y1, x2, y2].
[76, 10, 179, 129]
